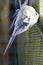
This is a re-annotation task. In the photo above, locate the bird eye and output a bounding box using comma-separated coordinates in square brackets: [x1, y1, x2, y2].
[35, 12, 37, 15]
[28, 18, 30, 21]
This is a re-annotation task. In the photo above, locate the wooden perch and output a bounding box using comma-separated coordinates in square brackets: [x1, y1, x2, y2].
[1, 0, 9, 42]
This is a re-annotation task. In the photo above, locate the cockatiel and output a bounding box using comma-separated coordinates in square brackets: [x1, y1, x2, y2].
[4, 5, 39, 55]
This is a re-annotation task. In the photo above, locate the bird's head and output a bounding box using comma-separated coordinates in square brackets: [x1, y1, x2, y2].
[22, 5, 39, 25]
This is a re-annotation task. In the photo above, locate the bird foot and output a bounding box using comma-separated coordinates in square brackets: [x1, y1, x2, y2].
[41, 34, 43, 38]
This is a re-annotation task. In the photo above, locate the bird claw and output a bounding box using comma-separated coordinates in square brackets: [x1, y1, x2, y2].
[41, 34, 43, 38]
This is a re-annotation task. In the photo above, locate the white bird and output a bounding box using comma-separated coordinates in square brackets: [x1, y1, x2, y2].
[3, 4, 39, 55]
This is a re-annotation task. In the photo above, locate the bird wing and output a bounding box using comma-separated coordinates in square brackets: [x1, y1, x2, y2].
[8, 9, 19, 31]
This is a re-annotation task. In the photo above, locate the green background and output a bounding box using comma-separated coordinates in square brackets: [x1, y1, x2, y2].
[0, 0, 43, 65]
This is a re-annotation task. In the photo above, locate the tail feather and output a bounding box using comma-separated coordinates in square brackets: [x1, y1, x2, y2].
[3, 32, 16, 55]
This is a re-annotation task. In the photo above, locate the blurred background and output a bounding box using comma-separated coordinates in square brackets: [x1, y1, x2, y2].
[0, 0, 43, 65]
